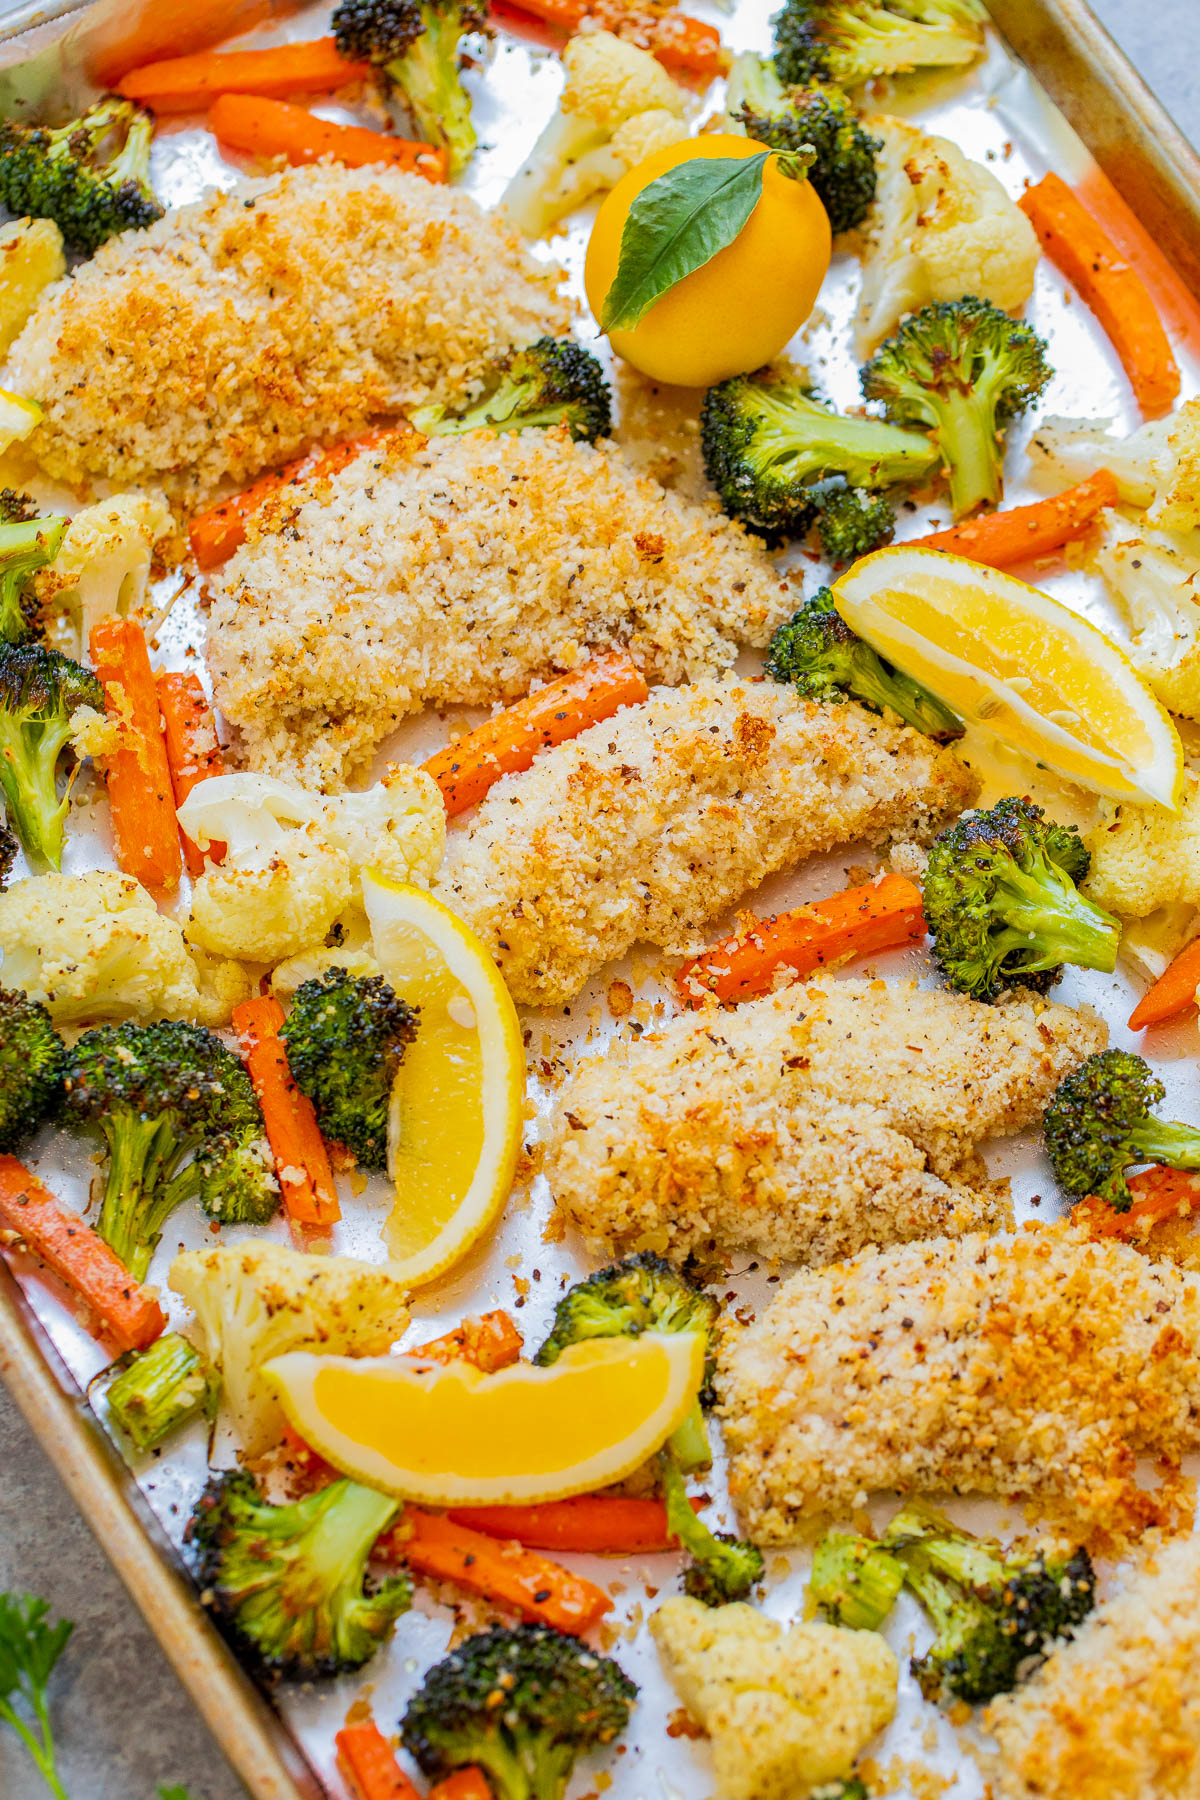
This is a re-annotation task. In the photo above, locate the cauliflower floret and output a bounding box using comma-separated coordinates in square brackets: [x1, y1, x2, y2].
[1030, 400, 1200, 533]
[35, 492, 175, 654]
[855, 116, 1040, 357]
[1084, 774, 1200, 919]
[319, 764, 446, 891]
[502, 31, 689, 240]
[189, 944, 264, 1027]
[170, 1240, 410, 1456]
[0, 869, 205, 1023]
[270, 910, 380, 998]
[187, 835, 351, 965]
[650, 1596, 897, 1800]
[1088, 510, 1200, 721]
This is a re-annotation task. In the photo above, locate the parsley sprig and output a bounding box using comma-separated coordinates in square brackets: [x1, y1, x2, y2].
[0, 1591, 73, 1799]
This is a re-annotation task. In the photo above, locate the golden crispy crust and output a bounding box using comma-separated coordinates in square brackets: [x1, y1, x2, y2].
[547, 979, 1102, 1267]
[719, 1222, 1200, 1545]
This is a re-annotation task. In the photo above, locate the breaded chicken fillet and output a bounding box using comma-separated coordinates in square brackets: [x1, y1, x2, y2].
[437, 676, 976, 1006]
[208, 434, 795, 790]
[986, 1534, 1200, 1800]
[547, 979, 1103, 1265]
[720, 1223, 1200, 1545]
[7, 165, 570, 508]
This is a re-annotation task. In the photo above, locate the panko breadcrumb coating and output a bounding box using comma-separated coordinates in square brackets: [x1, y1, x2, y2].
[547, 979, 1103, 1267]
[6, 164, 570, 508]
[986, 1534, 1200, 1799]
[436, 677, 976, 1006]
[207, 432, 795, 790]
[720, 1223, 1200, 1545]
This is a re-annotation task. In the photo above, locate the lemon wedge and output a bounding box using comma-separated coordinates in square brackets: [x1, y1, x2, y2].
[834, 546, 1183, 810]
[264, 1333, 705, 1503]
[361, 871, 524, 1284]
[0, 387, 42, 453]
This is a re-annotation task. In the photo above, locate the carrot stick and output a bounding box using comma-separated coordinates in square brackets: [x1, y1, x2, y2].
[187, 427, 402, 569]
[118, 38, 371, 112]
[335, 1720, 422, 1800]
[156, 671, 226, 878]
[447, 1494, 702, 1554]
[677, 872, 926, 1007]
[88, 617, 183, 893]
[379, 1509, 614, 1634]
[231, 997, 341, 1229]
[1019, 173, 1180, 417]
[209, 94, 448, 180]
[88, 0, 275, 88]
[428, 1774, 494, 1800]
[490, 0, 727, 74]
[423, 654, 649, 817]
[0, 1158, 165, 1353]
[1127, 936, 1200, 1031]
[909, 471, 1120, 568]
[413, 1310, 524, 1373]
[1077, 1166, 1200, 1240]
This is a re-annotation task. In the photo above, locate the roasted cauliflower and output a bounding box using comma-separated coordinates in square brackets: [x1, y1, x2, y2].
[1030, 399, 1200, 534]
[35, 492, 174, 655]
[1085, 774, 1200, 920]
[1088, 510, 1200, 722]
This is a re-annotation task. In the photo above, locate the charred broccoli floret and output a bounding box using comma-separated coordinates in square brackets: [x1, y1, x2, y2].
[535, 1254, 718, 1470]
[61, 1021, 278, 1279]
[105, 1333, 217, 1453]
[0, 822, 15, 890]
[332, 0, 487, 177]
[412, 337, 612, 444]
[1044, 1047, 1200, 1211]
[773, 0, 985, 90]
[659, 1448, 764, 1606]
[281, 966, 418, 1170]
[882, 1500, 1095, 1705]
[860, 297, 1053, 518]
[188, 1469, 407, 1680]
[726, 53, 878, 235]
[809, 478, 896, 561]
[0, 642, 103, 870]
[922, 797, 1121, 1002]
[766, 588, 963, 738]
[809, 1530, 905, 1630]
[402, 1623, 636, 1800]
[701, 370, 938, 545]
[0, 507, 65, 647]
[0, 98, 162, 257]
[0, 985, 65, 1153]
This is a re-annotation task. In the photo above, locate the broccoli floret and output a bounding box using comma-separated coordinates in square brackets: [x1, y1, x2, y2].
[0, 98, 162, 258]
[0, 643, 103, 871]
[0, 513, 68, 647]
[0, 985, 65, 1153]
[332, 0, 486, 178]
[659, 1448, 764, 1606]
[766, 587, 963, 739]
[1044, 1047, 1200, 1212]
[923, 797, 1121, 1003]
[701, 370, 938, 544]
[105, 1333, 217, 1453]
[809, 1530, 905, 1630]
[773, 0, 985, 89]
[726, 54, 878, 235]
[412, 338, 612, 445]
[402, 1622, 636, 1800]
[281, 966, 418, 1170]
[61, 1021, 278, 1280]
[882, 1499, 1095, 1705]
[535, 1253, 719, 1471]
[860, 297, 1053, 518]
[809, 477, 896, 561]
[188, 1469, 408, 1680]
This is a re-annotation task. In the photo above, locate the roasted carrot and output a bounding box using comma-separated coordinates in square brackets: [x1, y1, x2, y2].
[1127, 936, 1200, 1031]
[88, 617, 183, 893]
[118, 38, 370, 112]
[910, 470, 1120, 568]
[0, 1158, 165, 1353]
[209, 94, 448, 180]
[1019, 173, 1180, 417]
[447, 1494, 702, 1555]
[428, 1774, 494, 1800]
[187, 426, 403, 569]
[380, 1509, 613, 1634]
[232, 997, 341, 1229]
[335, 1719, 422, 1800]
[423, 655, 649, 817]
[1078, 1166, 1200, 1240]
[413, 1310, 524, 1373]
[490, 0, 726, 74]
[156, 671, 226, 877]
[88, 0, 275, 88]
[677, 872, 926, 1007]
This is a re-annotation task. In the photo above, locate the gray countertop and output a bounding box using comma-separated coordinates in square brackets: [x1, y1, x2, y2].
[1, 6, 1197, 1798]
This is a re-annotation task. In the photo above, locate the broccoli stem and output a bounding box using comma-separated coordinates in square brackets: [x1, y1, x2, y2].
[844, 644, 964, 739]
[929, 384, 1001, 516]
[0, 708, 73, 870]
[1126, 1115, 1200, 1172]
[833, 10, 980, 84]
[988, 862, 1121, 980]
[106, 1334, 215, 1452]
[95, 1112, 193, 1281]
[296, 1481, 400, 1619]
[668, 1397, 712, 1474]
[0, 515, 67, 645]
[388, 18, 475, 176]
[747, 394, 936, 491]
[810, 1531, 904, 1630]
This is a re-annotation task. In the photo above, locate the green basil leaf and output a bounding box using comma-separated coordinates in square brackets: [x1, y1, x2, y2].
[600, 151, 772, 333]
